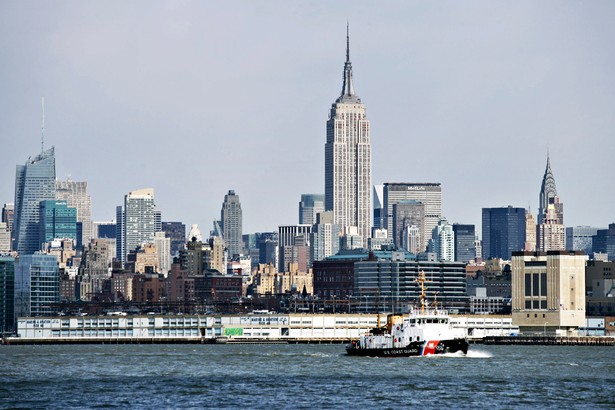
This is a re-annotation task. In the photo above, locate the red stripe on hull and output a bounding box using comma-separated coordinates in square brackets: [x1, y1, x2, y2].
[422, 340, 440, 355]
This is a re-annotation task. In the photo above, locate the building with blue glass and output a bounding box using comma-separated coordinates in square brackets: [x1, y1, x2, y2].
[482, 206, 526, 260]
[14, 253, 59, 318]
[13, 147, 56, 255]
[39, 200, 77, 244]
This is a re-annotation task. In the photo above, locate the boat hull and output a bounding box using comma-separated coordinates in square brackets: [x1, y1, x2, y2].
[346, 339, 468, 357]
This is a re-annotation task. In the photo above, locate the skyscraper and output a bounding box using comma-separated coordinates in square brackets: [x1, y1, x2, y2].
[384, 183, 442, 251]
[566, 226, 601, 254]
[538, 155, 563, 225]
[482, 206, 526, 260]
[13, 147, 56, 255]
[325, 26, 372, 248]
[310, 211, 340, 263]
[116, 188, 155, 264]
[429, 218, 455, 262]
[14, 253, 59, 318]
[39, 200, 77, 245]
[536, 156, 565, 251]
[55, 178, 93, 248]
[391, 200, 424, 251]
[221, 190, 242, 257]
[299, 194, 325, 226]
[452, 223, 476, 263]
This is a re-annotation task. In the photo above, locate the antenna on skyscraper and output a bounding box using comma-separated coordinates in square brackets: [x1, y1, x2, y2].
[346, 21, 350, 63]
[41, 96, 45, 153]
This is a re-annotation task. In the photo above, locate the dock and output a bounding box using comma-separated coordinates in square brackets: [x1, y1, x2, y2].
[483, 335, 615, 346]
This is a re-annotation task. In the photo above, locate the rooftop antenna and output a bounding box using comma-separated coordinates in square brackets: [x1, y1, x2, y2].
[346, 21, 350, 63]
[41, 96, 45, 153]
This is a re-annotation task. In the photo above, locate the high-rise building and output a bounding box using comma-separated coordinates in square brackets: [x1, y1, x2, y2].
[402, 225, 421, 255]
[538, 155, 563, 225]
[566, 226, 600, 254]
[299, 194, 325, 226]
[524, 210, 536, 252]
[0, 223, 10, 253]
[0, 257, 15, 333]
[373, 185, 384, 231]
[2, 203, 14, 231]
[482, 206, 526, 260]
[325, 26, 372, 248]
[593, 224, 615, 261]
[537, 197, 565, 252]
[161, 222, 186, 257]
[94, 221, 116, 239]
[429, 218, 455, 262]
[154, 231, 171, 275]
[384, 183, 442, 251]
[13, 147, 56, 255]
[391, 200, 425, 251]
[14, 253, 59, 318]
[310, 211, 340, 263]
[55, 178, 93, 248]
[2, 204, 14, 250]
[278, 225, 311, 272]
[116, 188, 155, 264]
[452, 224, 476, 263]
[39, 200, 77, 245]
[221, 190, 242, 257]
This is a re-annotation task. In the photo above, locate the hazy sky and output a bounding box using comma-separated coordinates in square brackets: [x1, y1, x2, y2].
[1, 1, 613, 236]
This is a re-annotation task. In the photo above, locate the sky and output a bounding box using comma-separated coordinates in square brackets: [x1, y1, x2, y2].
[1, 1, 613, 236]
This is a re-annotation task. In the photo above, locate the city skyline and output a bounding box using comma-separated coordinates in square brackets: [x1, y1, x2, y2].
[1, 2, 614, 235]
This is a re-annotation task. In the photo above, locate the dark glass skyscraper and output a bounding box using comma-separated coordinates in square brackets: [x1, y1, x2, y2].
[13, 147, 56, 255]
[482, 207, 526, 260]
[452, 224, 476, 263]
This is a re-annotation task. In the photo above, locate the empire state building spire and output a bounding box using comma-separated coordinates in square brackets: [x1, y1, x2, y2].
[338, 23, 360, 103]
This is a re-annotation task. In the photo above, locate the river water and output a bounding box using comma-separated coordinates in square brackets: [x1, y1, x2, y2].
[1, 344, 614, 409]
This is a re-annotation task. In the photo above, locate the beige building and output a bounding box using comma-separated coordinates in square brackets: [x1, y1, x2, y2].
[253, 263, 313, 296]
[524, 210, 536, 251]
[537, 200, 566, 252]
[512, 251, 586, 334]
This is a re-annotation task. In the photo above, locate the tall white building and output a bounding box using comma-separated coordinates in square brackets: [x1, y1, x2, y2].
[430, 218, 455, 262]
[325, 26, 372, 248]
[117, 188, 155, 264]
[56, 178, 93, 247]
[154, 231, 171, 276]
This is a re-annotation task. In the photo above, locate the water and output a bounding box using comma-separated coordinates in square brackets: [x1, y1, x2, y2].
[1, 344, 614, 409]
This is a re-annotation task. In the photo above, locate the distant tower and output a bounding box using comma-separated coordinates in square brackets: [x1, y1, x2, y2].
[537, 155, 565, 251]
[13, 147, 56, 255]
[56, 178, 93, 248]
[299, 194, 325, 225]
[116, 188, 155, 264]
[325, 25, 372, 248]
[430, 218, 455, 262]
[482, 206, 526, 260]
[221, 190, 243, 257]
[538, 155, 563, 225]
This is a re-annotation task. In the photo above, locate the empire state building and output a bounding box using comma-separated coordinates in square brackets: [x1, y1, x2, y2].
[325, 26, 372, 247]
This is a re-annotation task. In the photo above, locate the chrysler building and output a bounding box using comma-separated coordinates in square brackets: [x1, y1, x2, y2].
[325, 26, 372, 247]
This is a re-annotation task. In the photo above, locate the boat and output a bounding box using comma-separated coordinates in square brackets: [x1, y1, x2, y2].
[346, 271, 469, 357]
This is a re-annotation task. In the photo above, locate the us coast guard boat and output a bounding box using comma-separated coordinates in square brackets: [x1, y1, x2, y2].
[346, 272, 469, 357]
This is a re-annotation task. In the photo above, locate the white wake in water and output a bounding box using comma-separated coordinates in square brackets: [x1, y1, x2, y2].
[465, 349, 493, 358]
